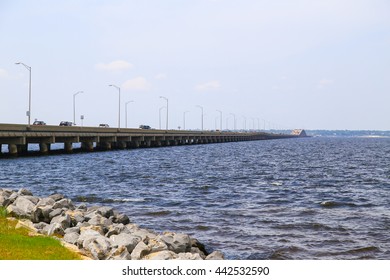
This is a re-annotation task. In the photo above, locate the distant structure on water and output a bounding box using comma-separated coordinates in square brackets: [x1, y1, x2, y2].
[291, 129, 307, 137]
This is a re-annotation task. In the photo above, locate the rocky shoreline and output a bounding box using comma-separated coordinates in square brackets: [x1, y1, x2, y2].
[0, 188, 224, 260]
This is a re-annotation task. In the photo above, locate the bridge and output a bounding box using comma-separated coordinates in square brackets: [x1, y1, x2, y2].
[0, 123, 303, 156]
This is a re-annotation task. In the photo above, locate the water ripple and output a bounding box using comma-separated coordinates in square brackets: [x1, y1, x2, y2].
[1, 137, 390, 259]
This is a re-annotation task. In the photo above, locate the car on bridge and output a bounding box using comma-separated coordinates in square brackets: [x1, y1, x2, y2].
[99, 124, 110, 128]
[59, 121, 73, 126]
[139, 125, 151, 129]
[33, 120, 46, 125]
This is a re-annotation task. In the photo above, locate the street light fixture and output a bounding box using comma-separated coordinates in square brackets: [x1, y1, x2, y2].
[196, 105, 204, 131]
[125, 100, 134, 128]
[15, 62, 32, 126]
[109, 84, 121, 128]
[159, 96, 168, 130]
[73, 91, 83, 125]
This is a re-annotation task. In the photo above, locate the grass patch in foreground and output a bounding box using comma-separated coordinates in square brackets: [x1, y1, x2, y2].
[0, 207, 82, 260]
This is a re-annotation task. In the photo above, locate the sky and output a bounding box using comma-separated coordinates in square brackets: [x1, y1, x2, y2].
[0, 0, 389, 130]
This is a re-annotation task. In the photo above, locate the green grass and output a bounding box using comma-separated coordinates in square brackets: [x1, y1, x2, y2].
[0, 207, 82, 260]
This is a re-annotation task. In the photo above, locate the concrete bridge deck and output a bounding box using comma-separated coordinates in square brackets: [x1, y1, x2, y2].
[0, 123, 300, 156]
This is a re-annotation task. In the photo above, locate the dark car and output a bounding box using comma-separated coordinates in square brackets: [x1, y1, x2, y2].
[99, 124, 110, 128]
[59, 121, 73, 126]
[139, 125, 151, 129]
[33, 120, 46, 125]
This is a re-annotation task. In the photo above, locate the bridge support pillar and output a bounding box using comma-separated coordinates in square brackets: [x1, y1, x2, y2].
[17, 144, 28, 155]
[9, 144, 18, 156]
[39, 143, 50, 154]
[81, 142, 94, 152]
[131, 141, 140, 148]
[117, 141, 127, 149]
[64, 142, 73, 153]
[99, 142, 111, 150]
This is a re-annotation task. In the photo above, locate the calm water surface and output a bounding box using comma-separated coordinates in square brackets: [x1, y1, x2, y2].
[1, 137, 390, 259]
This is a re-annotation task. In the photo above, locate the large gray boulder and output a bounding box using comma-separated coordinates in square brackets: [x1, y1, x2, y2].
[107, 246, 132, 260]
[65, 210, 86, 225]
[0, 189, 13, 207]
[85, 236, 112, 260]
[51, 214, 71, 230]
[77, 228, 102, 248]
[6, 204, 25, 217]
[20, 195, 39, 205]
[96, 206, 114, 218]
[6, 192, 19, 206]
[31, 205, 52, 223]
[49, 193, 64, 202]
[159, 232, 192, 254]
[105, 223, 128, 238]
[14, 196, 35, 217]
[113, 212, 130, 225]
[147, 238, 168, 254]
[88, 214, 112, 228]
[126, 225, 157, 242]
[143, 250, 178, 260]
[205, 251, 225, 260]
[130, 241, 151, 260]
[64, 232, 80, 245]
[177, 252, 203, 260]
[36, 197, 55, 207]
[49, 208, 63, 220]
[44, 222, 65, 236]
[109, 233, 141, 253]
[17, 188, 33, 196]
[52, 198, 74, 210]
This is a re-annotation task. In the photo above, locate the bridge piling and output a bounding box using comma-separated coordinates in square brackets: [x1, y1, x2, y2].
[64, 142, 73, 153]
[39, 143, 50, 154]
[81, 142, 94, 152]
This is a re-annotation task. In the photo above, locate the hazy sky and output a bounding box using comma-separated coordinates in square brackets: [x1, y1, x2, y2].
[1, 0, 389, 130]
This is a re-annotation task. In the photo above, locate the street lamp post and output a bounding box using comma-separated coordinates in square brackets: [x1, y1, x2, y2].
[125, 100, 134, 128]
[109, 84, 121, 128]
[183, 111, 189, 130]
[196, 105, 204, 131]
[159, 106, 166, 129]
[159, 96, 168, 130]
[73, 91, 83, 125]
[15, 62, 32, 126]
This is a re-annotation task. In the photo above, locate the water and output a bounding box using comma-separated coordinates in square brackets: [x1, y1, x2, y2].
[1, 137, 390, 259]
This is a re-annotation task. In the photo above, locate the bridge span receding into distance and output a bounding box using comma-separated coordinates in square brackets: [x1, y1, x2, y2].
[0, 123, 306, 157]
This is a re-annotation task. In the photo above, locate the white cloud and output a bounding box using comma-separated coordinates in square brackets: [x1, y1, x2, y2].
[0, 68, 9, 79]
[122, 76, 151, 91]
[195, 80, 221, 91]
[155, 73, 167, 80]
[95, 60, 133, 71]
[317, 78, 334, 89]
